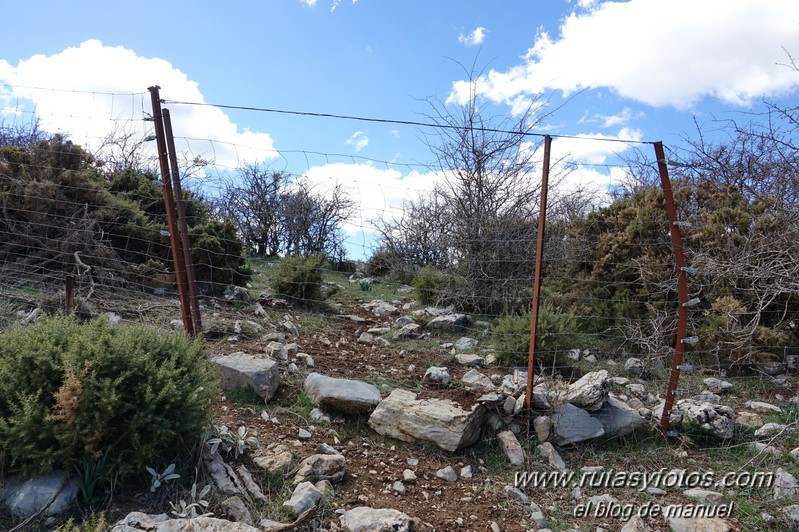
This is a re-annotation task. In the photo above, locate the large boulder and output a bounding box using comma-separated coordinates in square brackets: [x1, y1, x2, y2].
[368, 389, 485, 451]
[2, 470, 78, 518]
[591, 396, 647, 438]
[565, 370, 610, 411]
[303, 373, 381, 414]
[551, 403, 605, 446]
[212, 352, 279, 401]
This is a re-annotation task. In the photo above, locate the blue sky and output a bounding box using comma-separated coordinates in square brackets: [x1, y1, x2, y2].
[1, 0, 798, 258]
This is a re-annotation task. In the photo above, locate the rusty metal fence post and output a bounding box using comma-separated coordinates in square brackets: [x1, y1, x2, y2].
[654, 141, 692, 436]
[148, 86, 195, 336]
[525, 135, 552, 415]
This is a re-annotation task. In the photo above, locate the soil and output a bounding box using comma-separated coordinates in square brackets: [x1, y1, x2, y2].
[209, 296, 531, 531]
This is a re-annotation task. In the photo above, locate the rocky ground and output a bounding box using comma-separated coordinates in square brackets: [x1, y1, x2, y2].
[2, 269, 799, 531]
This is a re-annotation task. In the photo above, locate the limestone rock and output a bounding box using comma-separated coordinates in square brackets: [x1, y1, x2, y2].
[253, 443, 293, 473]
[454, 337, 478, 350]
[423, 366, 451, 386]
[212, 352, 279, 401]
[461, 368, 494, 390]
[538, 441, 567, 472]
[283, 482, 323, 516]
[591, 396, 647, 438]
[368, 389, 485, 451]
[394, 323, 422, 339]
[2, 470, 78, 518]
[426, 313, 470, 332]
[304, 372, 381, 414]
[455, 353, 484, 367]
[565, 370, 610, 411]
[339, 507, 417, 532]
[293, 454, 346, 485]
[497, 430, 525, 466]
[551, 403, 605, 446]
[112, 512, 262, 532]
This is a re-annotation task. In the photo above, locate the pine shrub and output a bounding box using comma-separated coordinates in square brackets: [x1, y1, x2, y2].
[0, 316, 218, 482]
[492, 304, 587, 369]
[272, 253, 327, 304]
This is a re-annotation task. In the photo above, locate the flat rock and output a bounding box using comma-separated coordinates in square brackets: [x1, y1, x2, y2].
[304, 372, 381, 414]
[368, 389, 485, 451]
[293, 454, 346, 485]
[497, 430, 525, 466]
[551, 403, 605, 446]
[2, 470, 78, 518]
[426, 313, 470, 332]
[664, 517, 731, 532]
[461, 368, 494, 390]
[212, 352, 279, 401]
[253, 443, 293, 473]
[339, 507, 417, 532]
[455, 353, 484, 367]
[111, 512, 262, 532]
[538, 441, 567, 471]
[394, 322, 422, 339]
[591, 396, 647, 438]
[454, 337, 478, 350]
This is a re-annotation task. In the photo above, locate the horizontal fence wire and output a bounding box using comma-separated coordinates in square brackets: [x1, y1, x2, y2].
[1, 85, 797, 447]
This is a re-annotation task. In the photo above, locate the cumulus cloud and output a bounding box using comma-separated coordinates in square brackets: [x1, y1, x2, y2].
[301, 161, 442, 233]
[346, 130, 369, 151]
[458, 27, 487, 47]
[0, 40, 276, 171]
[449, 0, 799, 109]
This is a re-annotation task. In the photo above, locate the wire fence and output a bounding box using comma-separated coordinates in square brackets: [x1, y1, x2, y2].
[1, 84, 797, 443]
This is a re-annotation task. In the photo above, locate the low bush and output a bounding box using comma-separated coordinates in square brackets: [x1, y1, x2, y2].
[493, 304, 587, 370]
[0, 316, 218, 483]
[272, 253, 328, 305]
[411, 264, 446, 306]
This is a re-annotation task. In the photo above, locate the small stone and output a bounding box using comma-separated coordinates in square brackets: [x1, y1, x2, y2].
[504, 485, 529, 504]
[460, 465, 473, 478]
[298, 428, 312, 440]
[436, 466, 458, 482]
[403, 469, 417, 482]
[392, 481, 406, 495]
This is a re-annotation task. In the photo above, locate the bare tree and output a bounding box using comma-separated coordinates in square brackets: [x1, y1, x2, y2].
[217, 165, 353, 260]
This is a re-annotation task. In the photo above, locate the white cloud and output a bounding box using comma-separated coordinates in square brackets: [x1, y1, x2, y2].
[301, 161, 442, 233]
[458, 27, 487, 47]
[0, 40, 276, 171]
[346, 130, 369, 151]
[450, 0, 799, 109]
[298, 0, 317, 6]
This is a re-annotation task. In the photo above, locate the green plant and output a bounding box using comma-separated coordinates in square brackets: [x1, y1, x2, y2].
[227, 384, 260, 405]
[492, 304, 587, 369]
[54, 513, 108, 532]
[272, 253, 328, 305]
[74, 453, 108, 506]
[0, 316, 219, 483]
[205, 425, 259, 459]
[411, 264, 445, 305]
[359, 281, 373, 292]
[170, 483, 212, 518]
[147, 462, 180, 492]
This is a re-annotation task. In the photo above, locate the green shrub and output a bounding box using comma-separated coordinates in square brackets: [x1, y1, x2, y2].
[0, 316, 218, 482]
[272, 253, 328, 305]
[411, 264, 446, 305]
[492, 304, 586, 369]
[365, 249, 403, 278]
